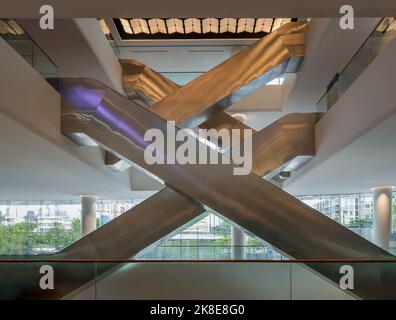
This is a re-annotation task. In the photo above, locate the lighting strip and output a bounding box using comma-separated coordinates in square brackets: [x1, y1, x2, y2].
[112, 17, 300, 40]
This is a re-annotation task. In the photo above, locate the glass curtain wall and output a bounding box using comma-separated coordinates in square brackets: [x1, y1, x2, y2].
[137, 212, 285, 260]
[0, 200, 138, 255]
[1, 193, 395, 256]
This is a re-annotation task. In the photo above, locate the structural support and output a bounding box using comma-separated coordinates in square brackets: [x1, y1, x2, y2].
[231, 225, 247, 259]
[80, 195, 97, 236]
[231, 113, 247, 260]
[373, 186, 394, 248]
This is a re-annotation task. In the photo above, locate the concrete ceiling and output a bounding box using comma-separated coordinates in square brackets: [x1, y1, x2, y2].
[284, 111, 396, 195]
[1, 0, 395, 18]
[0, 112, 156, 201]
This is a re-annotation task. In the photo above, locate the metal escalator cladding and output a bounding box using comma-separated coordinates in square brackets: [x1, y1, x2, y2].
[121, 59, 180, 105]
[55, 77, 396, 299]
[149, 22, 307, 128]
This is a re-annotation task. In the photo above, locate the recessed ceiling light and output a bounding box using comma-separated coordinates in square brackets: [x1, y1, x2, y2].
[148, 18, 167, 34]
[166, 18, 184, 34]
[184, 18, 201, 34]
[98, 19, 110, 35]
[119, 18, 133, 34]
[0, 19, 15, 34]
[255, 18, 273, 33]
[272, 18, 291, 31]
[220, 18, 237, 33]
[237, 18, 255, 33]
[130, 18, 150, 34]
[202, 18, 219, 33]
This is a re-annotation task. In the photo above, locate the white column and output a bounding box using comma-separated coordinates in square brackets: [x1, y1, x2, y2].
[231, 225, 247, 259]
[230, 113, 248, 259]
[373, 186, 393, 248]
[80, 195, 97, 236]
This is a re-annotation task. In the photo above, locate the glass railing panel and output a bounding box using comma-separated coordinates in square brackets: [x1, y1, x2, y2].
[290, 263, 355, 300]
[92, 261, 293, 300]
[4, 260, 393, 299]
[0, 19, 57, 78]
[317, 17, 396, 111]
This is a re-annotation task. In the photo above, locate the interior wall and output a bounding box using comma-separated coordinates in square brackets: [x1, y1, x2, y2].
[0, 37, 61, 141]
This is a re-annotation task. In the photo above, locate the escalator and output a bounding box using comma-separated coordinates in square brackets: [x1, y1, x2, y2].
[0, 188, 204, 299]
[0, 21, 317, 300]
[51, 77, 395, 299]
[1, 20, 395, 300]
[121, 22, 306, 134]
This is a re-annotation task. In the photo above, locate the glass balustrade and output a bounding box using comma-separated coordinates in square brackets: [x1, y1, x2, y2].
[317, 17, 396, 111]
[0, 19, 57, 78]
[1, 259, 394, 299]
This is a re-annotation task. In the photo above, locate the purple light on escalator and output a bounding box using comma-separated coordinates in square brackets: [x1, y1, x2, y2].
[62, 84, 83, 107]
[63, 84, 104, 110]
[81, 89, 105, 109]
[96, 103, 148, 148]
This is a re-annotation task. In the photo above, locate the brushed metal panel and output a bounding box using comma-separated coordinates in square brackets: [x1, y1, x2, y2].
[121, 59, 179, 105]
[149, 22, 307, 128]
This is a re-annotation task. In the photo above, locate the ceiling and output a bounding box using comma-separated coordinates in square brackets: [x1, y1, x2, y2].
[111, 17, 297, 41]
[1, 0, 395, 18]
[0, 112, 155, 201]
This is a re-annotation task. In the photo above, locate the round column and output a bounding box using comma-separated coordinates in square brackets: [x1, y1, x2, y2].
[80, 195, 97, 236]
[230, 113, 248, 259]
[231, 226, 247, 259]
[373, 186, 393, 248]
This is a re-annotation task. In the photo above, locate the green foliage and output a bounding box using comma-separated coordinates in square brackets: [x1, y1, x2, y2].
[215, 236, 231, 246]
[211, 221, 231, 236]
[247, 237, 263, 246]
[0, 219, 82, 255]
[393, 202, 396, 232]
[346, 218, 373, 228]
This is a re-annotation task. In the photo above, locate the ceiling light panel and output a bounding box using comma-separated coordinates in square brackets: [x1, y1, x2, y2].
[166, 18, 184, 34]
[148, 18, 167, 34]
[130, 18, 150, 34]
[119, 18, 133, 34]
[98, 19, 110, 35]
[202, 18, 219, 33]
[237, 18, 255, 33]
[113, 17, 298, 40]
[272, 18, 292, 31]
[184, 18, 201, 34]
[220, 18, 237, 33]
[254, 18, 273, 33]
[0, 20, 15, 34]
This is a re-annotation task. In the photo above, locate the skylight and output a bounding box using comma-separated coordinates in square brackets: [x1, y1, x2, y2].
[112, 17, 302, 40]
